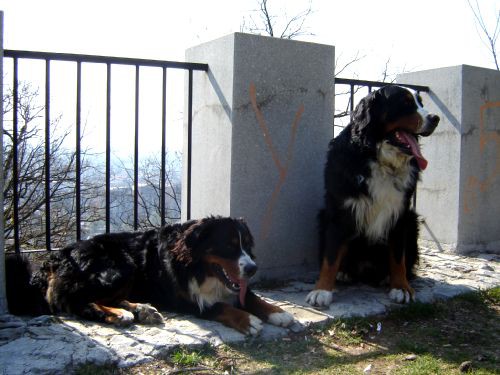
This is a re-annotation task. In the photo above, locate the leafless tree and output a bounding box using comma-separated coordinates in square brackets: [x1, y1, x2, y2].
[3, 82, 104, 250]
[241, 0, 314, 39]
[467, 0, 500, 70]
[112, 152, 182, 230]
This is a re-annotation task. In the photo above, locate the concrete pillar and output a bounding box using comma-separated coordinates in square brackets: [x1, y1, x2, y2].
[399, 65, 500, 254]
[184, 33, 335, 278]
[0, 11, 7, 313]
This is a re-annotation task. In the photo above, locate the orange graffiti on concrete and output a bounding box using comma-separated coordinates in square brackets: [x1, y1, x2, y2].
[463, 101, 500, 213]
[249, 82, 304, 239]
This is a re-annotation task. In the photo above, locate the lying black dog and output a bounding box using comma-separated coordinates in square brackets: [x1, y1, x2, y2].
[6, 216, 294, 335]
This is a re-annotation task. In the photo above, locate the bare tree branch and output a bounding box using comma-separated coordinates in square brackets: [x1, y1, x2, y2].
[3, 82, 105, 250]
[112, 153, 182, 230]
[467, 0, 500, 70]
[241, 0, 314, 40]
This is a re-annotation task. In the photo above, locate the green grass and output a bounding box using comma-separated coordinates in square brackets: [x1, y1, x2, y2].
[170, 347, 205, 367]
[90, 287, 500, 374]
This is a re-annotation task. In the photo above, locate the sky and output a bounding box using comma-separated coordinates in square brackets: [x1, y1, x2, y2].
[1, 0, 499, 157]
[1, 0, 499, 74]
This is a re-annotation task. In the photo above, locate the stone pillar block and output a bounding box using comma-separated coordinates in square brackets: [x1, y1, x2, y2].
[184, 33, 335, 278]
[399, 65, 500, 254]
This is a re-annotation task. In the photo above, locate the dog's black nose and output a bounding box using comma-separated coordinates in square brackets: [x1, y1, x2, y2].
[428, 114, 440, 126]
[243, 263, 258, 277]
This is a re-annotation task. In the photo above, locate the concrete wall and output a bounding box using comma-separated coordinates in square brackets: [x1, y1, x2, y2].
[184, 33, 335, 278]
[399, 65, 500, 254]
[0, 11, 7, 313]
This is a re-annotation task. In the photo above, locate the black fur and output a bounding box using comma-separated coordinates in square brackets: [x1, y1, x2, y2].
[6, 216, 256, 320]
[320, 86, 439, 284]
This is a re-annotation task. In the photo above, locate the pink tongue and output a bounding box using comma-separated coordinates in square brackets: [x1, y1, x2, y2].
[398, 131, 428, 170]
[238, 279, 248, 307]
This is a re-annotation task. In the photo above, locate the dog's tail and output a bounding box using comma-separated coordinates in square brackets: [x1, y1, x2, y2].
[5, 254, 49, 315]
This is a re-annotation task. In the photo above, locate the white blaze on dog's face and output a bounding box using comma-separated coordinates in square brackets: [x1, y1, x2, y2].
[238, 231, 257, 279]
[412, 91, 429, 122]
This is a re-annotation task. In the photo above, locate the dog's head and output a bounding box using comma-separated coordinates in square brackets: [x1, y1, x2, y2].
[172, 216, 256, 306]
[351, 85, 440, 169]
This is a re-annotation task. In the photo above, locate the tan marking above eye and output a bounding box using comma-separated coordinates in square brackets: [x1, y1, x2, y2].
[231, 237, 239, 246]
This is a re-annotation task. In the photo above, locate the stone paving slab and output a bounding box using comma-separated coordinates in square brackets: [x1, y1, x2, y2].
[0, 248, 498, 374]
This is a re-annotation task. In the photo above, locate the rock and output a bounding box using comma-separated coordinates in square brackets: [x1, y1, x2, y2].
[289, 322, 306, 333]
[459, 361, 473, 373]
[479, 264, 494, 271]
[0, 327, 26, 341]
[404, 354, 418, 361]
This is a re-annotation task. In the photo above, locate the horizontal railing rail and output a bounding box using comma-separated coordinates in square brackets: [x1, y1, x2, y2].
[3, 49, 208, 254]
[335, 77, 430, 120]
[335, 77, 429, 93]
[4, 50, 209, 70]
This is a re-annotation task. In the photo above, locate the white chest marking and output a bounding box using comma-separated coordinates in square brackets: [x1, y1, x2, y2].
[344, 142, 417, 242]
[188, 276, 234, 312]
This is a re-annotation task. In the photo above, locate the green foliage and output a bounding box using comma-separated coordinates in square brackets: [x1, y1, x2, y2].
[170, 348, 204, 367]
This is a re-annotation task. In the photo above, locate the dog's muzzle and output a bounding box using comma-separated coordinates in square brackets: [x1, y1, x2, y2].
[418, 114, 440, 137]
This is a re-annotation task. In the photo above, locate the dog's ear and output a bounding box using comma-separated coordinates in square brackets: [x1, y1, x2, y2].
[170, 219, 208, 266]
[351, 90, 384, 147]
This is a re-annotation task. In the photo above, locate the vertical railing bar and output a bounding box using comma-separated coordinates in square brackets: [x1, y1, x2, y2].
[350, 84, 354, 114]
[105, 63, 111, 233]
[133, 65, 139, 231]
[160, 67, 167, 227]
[12, 58, 20, 254]
[45, 59, 52, 251]
[186, 69, 193, 221]
[75, 61, 82, 241]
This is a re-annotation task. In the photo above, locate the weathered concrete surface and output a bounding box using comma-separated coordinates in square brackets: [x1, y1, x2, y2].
[398, 66, 500, 254]
[0, 247, 498, 374]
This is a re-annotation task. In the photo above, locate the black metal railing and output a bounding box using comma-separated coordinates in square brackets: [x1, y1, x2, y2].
[3, 49, 208, 253]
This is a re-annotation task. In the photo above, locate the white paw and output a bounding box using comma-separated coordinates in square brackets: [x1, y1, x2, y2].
[120, 310, 135, 323]
[268, 311, 294, 327]
[306, 289, 333, 307]
[389, 288, 414, 304]
[247, 314, 263, 336]
[135, 303, 164, 325]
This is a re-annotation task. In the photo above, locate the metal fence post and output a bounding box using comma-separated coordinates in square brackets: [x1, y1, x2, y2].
[0, 11, 8, 314]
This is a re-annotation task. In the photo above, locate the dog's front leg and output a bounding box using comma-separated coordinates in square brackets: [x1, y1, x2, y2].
[201, 302, 263, 336]
[306, 227, 348, 307]
[388, 247, 415, 303]
[243, 291, 294, 327]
